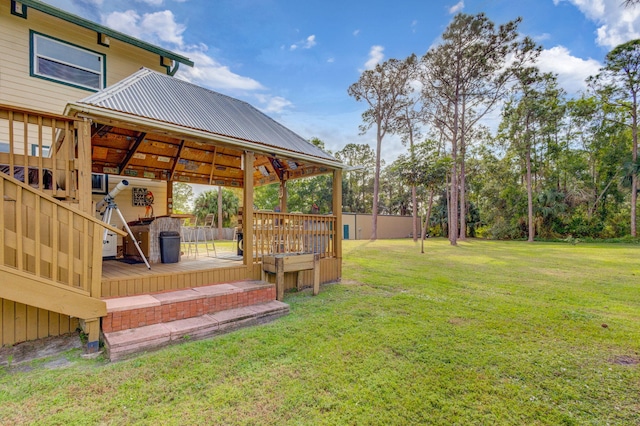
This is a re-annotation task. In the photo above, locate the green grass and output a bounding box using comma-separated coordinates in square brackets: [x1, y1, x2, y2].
[1, 239, 639, 425]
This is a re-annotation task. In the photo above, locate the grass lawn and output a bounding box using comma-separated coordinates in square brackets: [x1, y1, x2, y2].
[1, 239, 639, 425]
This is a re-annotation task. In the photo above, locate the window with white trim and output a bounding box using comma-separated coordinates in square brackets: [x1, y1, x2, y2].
[31, 32, 105, 91]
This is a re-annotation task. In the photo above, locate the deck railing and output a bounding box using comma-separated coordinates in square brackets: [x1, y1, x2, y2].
[1, 172, 122, 297]
[252, 211, 336, 261]
[0, 103, 82, 200]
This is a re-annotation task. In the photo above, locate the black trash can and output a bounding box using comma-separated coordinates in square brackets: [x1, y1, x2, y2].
[159, 231, 180, 263]
[236, 231, 244, 256]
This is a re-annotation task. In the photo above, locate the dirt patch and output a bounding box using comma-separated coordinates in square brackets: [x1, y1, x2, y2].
[0, 333, 82, 369]
[340, 279, 366, 286]
[610, 355, 640, 366]
[448, 317, 470, 326]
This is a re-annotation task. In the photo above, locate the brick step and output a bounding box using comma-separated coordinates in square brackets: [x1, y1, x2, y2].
[103, 300, 289, 361]
[102, 280, 276, 333]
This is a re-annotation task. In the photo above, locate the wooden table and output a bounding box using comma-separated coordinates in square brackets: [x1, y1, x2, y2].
[262, 253, 320, 301]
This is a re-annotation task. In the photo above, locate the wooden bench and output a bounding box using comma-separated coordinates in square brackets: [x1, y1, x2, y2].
[262, 253, 320, 301]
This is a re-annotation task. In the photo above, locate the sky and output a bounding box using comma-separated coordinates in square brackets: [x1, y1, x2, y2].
[41, 0, 640, 163]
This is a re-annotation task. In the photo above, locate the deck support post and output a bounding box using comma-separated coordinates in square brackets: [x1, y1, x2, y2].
[243, 151, 254, 267]
[279, 179, 287, 213]
[333, 169, 343, 276]
[76, 118, 92, 214]
[80, 318, 101, 352]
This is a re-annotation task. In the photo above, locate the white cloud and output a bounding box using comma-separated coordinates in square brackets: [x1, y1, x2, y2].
[448, 1, 464, 14]
[537, 46, 601, 94]
[102, 10, 140, 32]
[353, 29, 360, 37]
[102, 9, 185, 47]
[135, 0, 163, 5]
[176, 48, 264, 91]
[327, 57, 335, 63]
[254, 95, 294, 114]
[101, 7, 271, 95]
[76, 0, 103, 5]
[534, 33, 552, 42]
[290, 35, 317, 51]
[411, 20, 418, 33]
[555, 0, 640, 48]
[364, 45, 384, 70]
[142, 11, 185, 45]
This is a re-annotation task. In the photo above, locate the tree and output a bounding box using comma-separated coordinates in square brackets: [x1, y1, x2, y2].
[565, 96, 628, 223]
[254, 183, 279, 211]
[394, 140, 451, 252]
[421, 13, 530, 244]
[172, 182, 193, 213]
[348, 55, 416, 240]
[287, 175, 333, 214]
[589, 39, 640, 236]
[192, 188, 239, 227]
[390, 57, 422, 240]
[380, 162, 411, 216]
[334, 143, 376, 213]
[499, 67, 564, 241]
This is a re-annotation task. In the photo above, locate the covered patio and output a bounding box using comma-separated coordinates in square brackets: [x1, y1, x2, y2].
[66, 67, 345, 299]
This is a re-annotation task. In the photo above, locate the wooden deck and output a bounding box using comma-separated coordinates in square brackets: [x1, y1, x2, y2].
[102, 252, 243, 280]
[100, 249, 250, 298]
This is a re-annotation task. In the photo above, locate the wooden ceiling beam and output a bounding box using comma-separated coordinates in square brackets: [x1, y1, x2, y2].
[169, 139, 186, 181]
[117, 132, 146, 173]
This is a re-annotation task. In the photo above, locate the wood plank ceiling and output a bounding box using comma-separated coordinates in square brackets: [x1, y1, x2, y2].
[90, 124, 332, 188]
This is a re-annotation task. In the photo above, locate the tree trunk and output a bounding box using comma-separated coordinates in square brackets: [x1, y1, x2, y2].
[458, 157, 466, 241]
[526, 144, 534, 242]
[412, 185, 418, 242]
[409, 128, 418, 242]
[449, 98, 459, 246]
[421, 189, 435, 254]
[459, 98, 467, 241]
[631, 95, 638, 237]
[371, 124, 383, 240]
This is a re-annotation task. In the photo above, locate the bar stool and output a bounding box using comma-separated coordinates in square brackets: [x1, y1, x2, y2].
[203, 213, 217, 257]
[181, 217, 200, 257]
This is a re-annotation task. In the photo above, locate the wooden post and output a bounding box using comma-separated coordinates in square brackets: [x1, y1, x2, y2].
[243, 152, 254, 267]
[218, 185, 223, 239]
[80, 318, 101, 353]
[333, 169, 343, 261]
[76, 119, 92, 214]
[167, 181, 173, 215]
[296, 270, 303, 291]
[313, 253, 320, 296]
[276, 257, 284, 301]
[90, 222, 103, 299]
[280, 179, 287, 213]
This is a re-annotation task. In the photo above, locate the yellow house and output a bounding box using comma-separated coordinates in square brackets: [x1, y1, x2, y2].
[0, 0, 344, 360]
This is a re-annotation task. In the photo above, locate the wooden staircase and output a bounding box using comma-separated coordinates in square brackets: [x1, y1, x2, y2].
[0, 170, 124, 350]
[102, 280, 289, 361]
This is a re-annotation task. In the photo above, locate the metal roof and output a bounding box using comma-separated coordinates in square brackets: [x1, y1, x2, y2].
[20, 1, 193, 68]
[75, 68, 338, 163]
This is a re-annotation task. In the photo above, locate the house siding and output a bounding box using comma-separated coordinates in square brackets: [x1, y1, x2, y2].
[0, 3, 167, 115]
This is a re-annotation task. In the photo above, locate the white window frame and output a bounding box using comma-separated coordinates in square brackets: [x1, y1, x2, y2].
[31, 31, 105, 91]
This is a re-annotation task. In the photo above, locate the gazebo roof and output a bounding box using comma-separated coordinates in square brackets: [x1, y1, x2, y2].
[72, 68, 338, 164]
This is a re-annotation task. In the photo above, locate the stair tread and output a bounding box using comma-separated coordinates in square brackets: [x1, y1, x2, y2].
[103, 300, 289, 361]
[104, 280, 272, 313]
[105, 295, 161, 313]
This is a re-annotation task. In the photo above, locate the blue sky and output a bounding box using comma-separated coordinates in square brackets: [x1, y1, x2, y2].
[43, 0, 640, 161]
